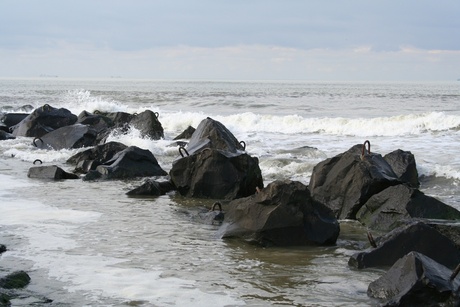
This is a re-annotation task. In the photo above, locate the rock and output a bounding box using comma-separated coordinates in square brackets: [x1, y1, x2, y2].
[97, 111, 133, 132]
[67, 141, 128, 174]
[83, 146, 167, 180]
[77, 110, 114, 132]
[0, 130, 15, 141]
[126, 179, 175, 196]
[384, 149, 420, 188]
[170, 148, 263, 200]
[11, 104, 77, 137]
[27, 165, 79, 180]
[349, 221, 460, 269]
[173, 125, 196, 140]
[356, 184, 460, 231]
[31, 124, 98, 150]
[185, 117, 245, 155]
[217, 180, 340, 246]
[0, 271, 31, 289]
[129, 110, 164, 140]
[0, 113, 29, 129]
[368, 252, 459, 306]
[0, 244, 6, 254]
[309, 143, 401, 219]
[430, 222, 460, 251]
[169, 117, 261, 200]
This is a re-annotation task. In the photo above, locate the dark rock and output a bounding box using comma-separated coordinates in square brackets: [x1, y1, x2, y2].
[126, 179, 175, 196]
[0, 130, 15, 141]
[169, 117, 261, 200]
[368, 252, 459, 306]
[0, 113, 29, 129]
[31, 124, 98, 150]
[67, 141, 128, 174]
[11, 104, 77, 137]
[0, 244, 6, 254]
[309, 143, 401, 220]
[384, 149, 420, 188]
[356, 184, 460, 231]
[0, 271, 31, 289]
[173, 126, 196, 140]
[430, 223, 460, 251]
[83, 146, 167, 180]
[27, 165, 79, 180]
[217, 180, 340, 246]
[170, 148, 263, 200]
[77, 110, 114, 132]
[129, 110, 164, 140]
[349, 221, 460, 269]
[97, 111, 133, 131]
[185, 117, 245, 155]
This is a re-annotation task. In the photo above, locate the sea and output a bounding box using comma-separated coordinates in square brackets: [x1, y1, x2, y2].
[0, 78, 459, 306]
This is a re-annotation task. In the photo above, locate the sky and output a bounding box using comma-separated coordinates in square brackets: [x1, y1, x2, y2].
[1, 0, 459, 81]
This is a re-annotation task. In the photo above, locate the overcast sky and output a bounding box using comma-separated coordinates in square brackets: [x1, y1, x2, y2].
[1, 0, 459, 80]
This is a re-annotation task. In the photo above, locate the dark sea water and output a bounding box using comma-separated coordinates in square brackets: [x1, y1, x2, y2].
[0, 78, 459, 306]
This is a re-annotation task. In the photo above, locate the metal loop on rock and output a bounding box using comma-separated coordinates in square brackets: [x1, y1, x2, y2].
[179, 145, 189, 158]
[361, 140, 371, 159]
[41, 104, 51, 112]
[33, 159, 43, 165]
[367, 231, 377, 248]
[33, 137, 44, 147]
[154, 112, 159, 119]
[211, 202, 222, 212]
[239, 140, 246, 150]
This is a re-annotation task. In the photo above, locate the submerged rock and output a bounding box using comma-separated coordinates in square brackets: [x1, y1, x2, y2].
[27, 165, 79, 180]
[0, 271, 31, 289]
[126, 179, 175, 196]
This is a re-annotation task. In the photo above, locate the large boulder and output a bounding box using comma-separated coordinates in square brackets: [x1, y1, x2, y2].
[11, 104, 77, 137]
[83, 146, 167, 180]
[356, 184, 460, 231]
[27, 165, 79, 180]
[217, 180, 340, 246]
[0, 130, 15, 141]
[349, 221, 460, 269]
[67, 141, 128, 174]
[368, 252, 460, 306]
[309, 143, 401, 219]
[384, 149, 420, 188]
[129, 110, 164, 140]
[77, 110, 114, 132]
[169, 117, 262, 200]
[32, 124, 98, 150]
[170, 148, 263, 200]
[0, 113, 29, 130]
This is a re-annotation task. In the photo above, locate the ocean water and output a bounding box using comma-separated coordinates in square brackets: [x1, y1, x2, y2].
[0, 78, 459, 306]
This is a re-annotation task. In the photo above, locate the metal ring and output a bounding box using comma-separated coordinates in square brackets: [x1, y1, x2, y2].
[179, 146, 189, 158]
[211, 202, 222, 212]
[33, 137, 44, 147]
[239, 140, 246, 150]
[367, 231, 377, 248]
[41, 104, 51, 112]
[154, 112, 159, 119]
[33, 159, 43, 165]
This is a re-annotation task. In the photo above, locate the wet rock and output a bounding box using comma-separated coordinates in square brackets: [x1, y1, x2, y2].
[11, 104, 77, 137]
[77, 110, 114, 132]
[83, 146, 167, 180]
[170, 117, 262, 200]
[173, 125, 196, 140]
[384, 149, 420, 188]
[32, 124, 98, 150]
[309, 143, 401, 219]
[368, 252, 459, 306]
[0, 130, 15, 141]
[129, 110, 164, 140]
[0, 271, 31, 289]
[356, 184, 460, 231]
[349, 221, 460, 269]
[27, 165, 79, 180]
[217, 180, 340, 246]
[0, 244, 6, 254]
[126, 179, 175, 196]
[185, 117, 245, 155]
[67, 141, 128, 174]
[0, 113, 29, 130]
[170, 148, 263, 200]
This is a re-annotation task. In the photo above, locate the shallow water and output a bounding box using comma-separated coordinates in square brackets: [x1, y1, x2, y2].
[0, 78, 459, 305]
